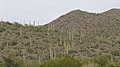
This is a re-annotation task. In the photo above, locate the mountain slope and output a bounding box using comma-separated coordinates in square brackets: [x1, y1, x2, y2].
[0, 9, 120, 63]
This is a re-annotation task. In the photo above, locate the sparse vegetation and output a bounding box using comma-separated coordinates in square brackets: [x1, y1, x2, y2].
[0, 8, 120, 67]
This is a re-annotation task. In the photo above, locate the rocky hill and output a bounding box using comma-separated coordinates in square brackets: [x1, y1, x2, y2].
[0, 8, 120, 64]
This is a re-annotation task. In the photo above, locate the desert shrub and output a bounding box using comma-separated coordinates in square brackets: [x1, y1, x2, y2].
[107, 62, 116, 67]
[0, 41, 8, 50]
[1, 41, 7, 46]
[111, 49, 120, 56]
[68, 49, 77, 54]
[5, 21, 12, 25]
[92, 55, 111, 67]
[115, 62, 120, 67]
[13, 22, 23, 27]
[9, 40, 17, 46]
[26, 47, 33, 54]
[25, 60, 40, 67]
[23, 35, 29, 39]
[40, 57, 82, 67]
[25, 41, 30, 46]
[0, 27, 5, 32]
[3, 56, 25, 67]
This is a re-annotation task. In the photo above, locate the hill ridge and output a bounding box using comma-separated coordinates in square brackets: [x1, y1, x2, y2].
[0, 8, 120, 64]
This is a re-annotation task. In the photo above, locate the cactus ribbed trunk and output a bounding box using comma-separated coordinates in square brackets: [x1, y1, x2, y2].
[53, 47, 56, 59]
[38, 54, 41, 64]
[49, 47, 53, 60]
[0, 19, 3, 27]
[47, 25, 51, 36]
[22, 50, 26, 60]
[29, 36, 32, 47]
[59, 36, 62, 45]
[33, 21, 35, 26]
[20, 27, 22, 37]
[63, 40, 68, 54]
[7, 41, 9, 48]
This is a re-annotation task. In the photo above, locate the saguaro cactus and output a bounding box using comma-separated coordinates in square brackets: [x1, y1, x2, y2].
[47, 25, 51, 36]
[51, 23, 55, 31]
[0, 19, 3, 27]
[7, 40, 9, 48]
[29, 20, 31, 26]
[29, 36, 32, 47]
[49, 46, 53, 60]
[33, 21, 35, 26]
[38, 54, 41, 64]
[22, 50, 26, 60]
[67, 30, 74, 50]
[63, 40, 68, 54]
[53, 47, 56, 59]
[111, 54, 113, 62]
[19, 27, 22, 37]
[59, 36, 62, 45]
[38, 22, 39, 26]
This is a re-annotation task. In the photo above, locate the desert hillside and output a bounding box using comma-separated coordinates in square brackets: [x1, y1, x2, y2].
[0, 8, 120, 67]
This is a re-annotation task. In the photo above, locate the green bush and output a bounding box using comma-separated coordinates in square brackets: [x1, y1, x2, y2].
[0, 27, 5, 32]
[111, 49, 120, 56]
[25, 60, 40, 67]
[13, 22, 23, 27]
[9, 40, 17, 46]
[3, 56, 25, 67]
[107, 62, 116, 67]
[92, 55, 112, 67]
[26, 47, 33, 54]
[40, 57, 82, 67]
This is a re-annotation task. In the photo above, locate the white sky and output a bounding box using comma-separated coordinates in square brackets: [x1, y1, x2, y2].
[0, 0, 120, 25]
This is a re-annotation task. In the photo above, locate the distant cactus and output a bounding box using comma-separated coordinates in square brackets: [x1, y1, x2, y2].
[22, 50, 26, 60]
[59, 36, 62, 45]
[50, 23, 55, 31]
[7, 40, 9, 48]
[19, 27, 22, 37]
[29, 36, 32, 47]
[38, 54, 41, 64]
[63, 40, 68, 54]
[47, 25, 51, 36]
[37, 22, 39, 26]
[0, 19, 3, 27]
[53, 47, 56, 59]
[111, 54, 113, 62]
[33, 21, 35, 26]
[49, 46, 53, 60]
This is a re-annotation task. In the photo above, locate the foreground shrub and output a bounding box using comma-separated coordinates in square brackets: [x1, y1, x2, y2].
[2, 56, 25, 67]
[92, 55, 116, 67]
[0, 27, 5, 32]
[40, 57, 82, 67]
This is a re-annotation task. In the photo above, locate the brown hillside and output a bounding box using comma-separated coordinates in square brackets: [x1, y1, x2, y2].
[0, 8, 120, 63]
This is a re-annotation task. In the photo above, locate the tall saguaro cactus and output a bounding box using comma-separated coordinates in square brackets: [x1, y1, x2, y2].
[111, 54, 113, 62]
[49, 46, 56, 60]
[22, 50, 26, 60]
[0, 19, 3, 27]
[19, 27, 22, 37]
[47, 25, 51, 36]
[63, 40, 68, 54]
[29, 36, 32, 47]
[49, 46, 53, 60]
[38, 22, 39, 26]
[67, 29, 74, 50]
[59, 36, 62, 45]
[53, 47, 56, 59]
[51, 23, 55, 31]
[33, 21, 35, 26]
[7, 40, 9, 48]
[38, 54, 41, 64]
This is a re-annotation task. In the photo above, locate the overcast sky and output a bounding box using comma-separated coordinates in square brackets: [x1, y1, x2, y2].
[0, 0, 120, 25]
